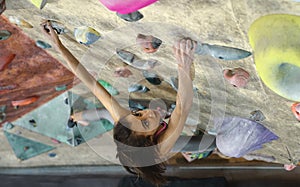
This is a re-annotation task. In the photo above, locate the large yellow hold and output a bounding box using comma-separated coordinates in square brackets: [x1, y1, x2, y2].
[30, 0, 47, 9]
[248, 14, 300, 101]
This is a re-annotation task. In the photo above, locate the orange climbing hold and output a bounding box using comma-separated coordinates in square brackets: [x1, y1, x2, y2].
[11, 96, 39, 107]
[0, 54, 16, 71]
[291, 102, 300, 121]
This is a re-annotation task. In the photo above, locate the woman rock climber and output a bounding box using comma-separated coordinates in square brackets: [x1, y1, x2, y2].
[41, 20, 196, 185]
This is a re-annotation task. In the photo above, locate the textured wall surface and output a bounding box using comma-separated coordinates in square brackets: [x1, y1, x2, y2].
[1, 0, 300, 168]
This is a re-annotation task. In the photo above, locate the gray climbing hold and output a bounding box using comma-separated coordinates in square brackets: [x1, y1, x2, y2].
[116, 11, 143, 22]
[195, 43, 252, 60]
[36, 40, 52, 49]
[116, 49, 135, 64]
[142, 71, 161, 85]
[128, 84, 150, 93]
[129, 99, 147, 110]
[170, 77, 178, 91]
[249, 110, 266, 121]
[0, 30, 11, 41]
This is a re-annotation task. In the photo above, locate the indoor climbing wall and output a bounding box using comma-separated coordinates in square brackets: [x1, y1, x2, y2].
[0, 15, 75, 126]
[0, 0, 300, 170]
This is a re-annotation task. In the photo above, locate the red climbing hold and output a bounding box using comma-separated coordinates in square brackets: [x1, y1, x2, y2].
[0, 54, 16, 71]
[223, 68, 250, 88]
[291, 102, 300, 121]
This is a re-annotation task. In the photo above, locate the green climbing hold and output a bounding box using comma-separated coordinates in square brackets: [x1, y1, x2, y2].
[55, 85, 67, 91]
[97, 79, 119, 95]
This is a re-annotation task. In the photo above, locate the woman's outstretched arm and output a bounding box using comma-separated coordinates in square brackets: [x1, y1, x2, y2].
[41, 21, 129, 122]
[158, 38, 196, 155]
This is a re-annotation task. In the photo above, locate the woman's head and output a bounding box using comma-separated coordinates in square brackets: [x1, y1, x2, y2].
[113, 109, 167, 185]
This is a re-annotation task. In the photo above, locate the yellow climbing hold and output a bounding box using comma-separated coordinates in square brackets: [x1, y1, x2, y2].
[248, 14, 300, 101]
[74, 26, 101, 45]
[30, 0, 47, 9]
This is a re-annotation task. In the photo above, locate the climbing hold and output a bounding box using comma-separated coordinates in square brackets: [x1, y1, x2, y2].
[48, 152, 57, 158]
[284, 164, 297, 171]
[249, 14, 300, 101]
[114, 67, 133, 77]
[4, 122, 14, 130]
[291, 102, 300, 121]
[8, 16, 33, 28]
[36, 40, 52, 49]
[116, 11, 144, 22]
[98, 79, 119, 95]
[55, 85, 67, 91]
[29, 119, 37, 127]
[128, 84, 150, 93]
[116, 49, 135, 64]
[195, 43, 252, 61]
[74, 26, 101, 45]
[136, 34, 162, 53]
[129, 99, 147, 110]
[216, 116, 279, 158]
[99, 0, 157, 14]
[67, 118, 77, 128]
[142, 71, 161, 85]
[223, 68, 250, 88]
[0, 54, 16, 71]
[3, 131, 55, 160]
[50, 138, 61, 144]
[11, 96, 39, 107]
[0, 111, 6, 123]
[0, 30, 11, 41]
[30, 0, 47, 9]
[0, 0, 6, 15]
[131, 59, 160, 70]
[43, 20, 67, 34]
[169, 76, 178, 91]
[116, 49, 159, 70]
[249, 110, 266, 121]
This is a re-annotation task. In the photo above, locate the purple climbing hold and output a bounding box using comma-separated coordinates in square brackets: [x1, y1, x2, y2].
[216, 116, 278, 158]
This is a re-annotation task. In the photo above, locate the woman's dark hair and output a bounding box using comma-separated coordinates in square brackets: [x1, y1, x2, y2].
[113, 121, 167, 186]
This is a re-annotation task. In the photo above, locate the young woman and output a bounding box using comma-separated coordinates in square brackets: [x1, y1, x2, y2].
[41, 21, 196, 185]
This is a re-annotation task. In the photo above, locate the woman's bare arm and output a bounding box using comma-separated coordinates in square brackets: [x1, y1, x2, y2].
[158, 39, 196, 155]
[41, 21, 129, 122]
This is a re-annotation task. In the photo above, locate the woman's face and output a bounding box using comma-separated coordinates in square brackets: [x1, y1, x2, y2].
[122, 109, 162, 136]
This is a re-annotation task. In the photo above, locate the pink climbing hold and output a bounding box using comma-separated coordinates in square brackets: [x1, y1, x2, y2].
[223, 67, 250, 88]
[284, 164, 297, 171]
[99, 0, 157, 14]
[291, 102, 300, 121]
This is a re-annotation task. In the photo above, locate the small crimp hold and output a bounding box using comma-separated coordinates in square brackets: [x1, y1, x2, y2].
[128, 84, 150, 93]
[291, 102, 300, 121]
[116, 11, 143, 22]
[249, 110, 266, 121]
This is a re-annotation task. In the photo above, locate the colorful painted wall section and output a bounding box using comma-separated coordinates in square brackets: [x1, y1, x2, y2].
[0, 15, 74, 126]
